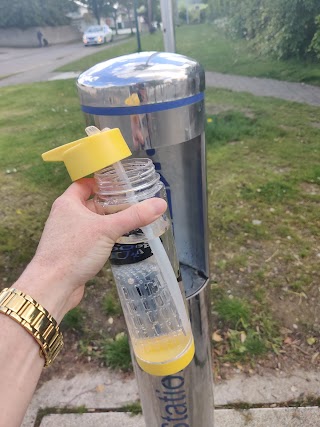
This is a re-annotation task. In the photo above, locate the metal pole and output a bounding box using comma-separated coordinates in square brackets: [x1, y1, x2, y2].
[186, 0, 189, 24]
[160, 0, 176, 52]
[133, 0, 142, 52]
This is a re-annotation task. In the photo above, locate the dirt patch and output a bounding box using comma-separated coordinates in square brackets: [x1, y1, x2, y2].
[270, 166, 292, 175]
[310, 122, 320, 129]
[300, 182, 320, 195]
[269, 285, 320, 332]
[206, 105, 235, 115]
[210, 230, 320, 381]
[206, 105, 255, 119]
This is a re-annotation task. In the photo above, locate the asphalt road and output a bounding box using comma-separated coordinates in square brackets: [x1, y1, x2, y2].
[0, 37, 128, 87]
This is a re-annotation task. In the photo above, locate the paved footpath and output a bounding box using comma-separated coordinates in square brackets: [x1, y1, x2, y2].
[205, 71, 320, 107]
[23, 367, 320, 427]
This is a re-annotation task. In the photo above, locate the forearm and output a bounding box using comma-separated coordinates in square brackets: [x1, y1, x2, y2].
[0, 313, 44, 427]
[0, 270, 72, 427]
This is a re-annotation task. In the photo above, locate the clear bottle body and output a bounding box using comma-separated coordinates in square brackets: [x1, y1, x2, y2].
[94, 159, 194, 376]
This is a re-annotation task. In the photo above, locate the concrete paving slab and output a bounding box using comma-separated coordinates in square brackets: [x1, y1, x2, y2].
[36, 370, 138, 407]
[214, 369, 320, 405]
[40, 412, 145, 427]
[23, 367, 320, 427]
[22, 370, 139, 427]
[39, 407, 320, 427]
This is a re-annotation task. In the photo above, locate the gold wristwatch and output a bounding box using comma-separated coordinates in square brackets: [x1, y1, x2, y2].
[0, 287, 63, 367]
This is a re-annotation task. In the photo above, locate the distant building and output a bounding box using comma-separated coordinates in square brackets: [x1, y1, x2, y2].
[66, 0, 135, 34]
[66, 1, 96, 33]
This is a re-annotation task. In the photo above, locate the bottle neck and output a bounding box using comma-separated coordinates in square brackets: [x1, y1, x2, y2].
[94, 158, 162, 203]
[94, 158, 171, 245]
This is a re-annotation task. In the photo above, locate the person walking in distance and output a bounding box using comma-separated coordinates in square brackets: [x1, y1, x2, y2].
[37, 30, 43, 47]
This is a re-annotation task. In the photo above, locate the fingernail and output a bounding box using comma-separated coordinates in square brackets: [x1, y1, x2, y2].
[150, 198, 167, 215]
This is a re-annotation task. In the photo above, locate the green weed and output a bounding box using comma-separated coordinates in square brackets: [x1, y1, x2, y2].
[241, 181, 295, 203]
[213, 291, 281, 362]
[102, 293, 122, 317]
[62, 307, 86, 332]
[303, 166, 320, 184]
[226, 330, 267, 361]
[290, 279, 308, 293]
[102, 334, 132, 372]
[206, 111, 258, 146]
[245, 333, 267, 356]
[34, 406, 87, 427]
[121, 402, 142, 415]
[253, 288, 266, 304]
[215, 297, 251, 329]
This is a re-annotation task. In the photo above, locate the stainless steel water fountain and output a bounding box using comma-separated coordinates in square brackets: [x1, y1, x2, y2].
[77, 51, 214, 427]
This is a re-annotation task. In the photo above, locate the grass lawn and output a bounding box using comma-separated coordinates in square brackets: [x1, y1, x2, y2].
[0, 80, 319, 374]
[57, 24, 320, 86]
[205, 89, 320, 371]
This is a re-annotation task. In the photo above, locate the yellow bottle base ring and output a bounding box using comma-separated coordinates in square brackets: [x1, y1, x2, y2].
[135, 338, 195, 376]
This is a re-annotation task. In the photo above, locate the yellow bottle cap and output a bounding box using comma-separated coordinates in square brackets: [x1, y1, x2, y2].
[42, 128, 132, 181]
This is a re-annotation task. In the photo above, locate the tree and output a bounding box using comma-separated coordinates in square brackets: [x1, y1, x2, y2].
[88, 0, 122, 33]
[0, 0, 77, 29]
[85, 0, 107, 24]
[258, 0, 320, 59]
[137, 0, 160, 31]
[310, 15, 320, 59]
[147, 0, 152, 31]
[210, 0, 320, 60]
[107, 2, 120, 34]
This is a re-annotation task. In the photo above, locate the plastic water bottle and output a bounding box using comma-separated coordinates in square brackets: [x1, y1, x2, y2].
[94, 158, 194, 376]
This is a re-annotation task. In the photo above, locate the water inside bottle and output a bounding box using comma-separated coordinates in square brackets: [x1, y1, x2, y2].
[112, 258, 193, 368]
[111, 223, 191, 366]
[133, 330, 193, 363]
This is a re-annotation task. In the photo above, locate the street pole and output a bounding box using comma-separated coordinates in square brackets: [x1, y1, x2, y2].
[133, 0, 142, 52]
[160, 0, 176, 53]
[186, 0, 189, 24]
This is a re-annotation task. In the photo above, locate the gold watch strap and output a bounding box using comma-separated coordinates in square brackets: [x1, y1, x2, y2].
[0, 287, 63, 367]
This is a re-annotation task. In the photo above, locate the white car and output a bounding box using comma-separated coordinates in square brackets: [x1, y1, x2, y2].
[83, 25, 113, 46]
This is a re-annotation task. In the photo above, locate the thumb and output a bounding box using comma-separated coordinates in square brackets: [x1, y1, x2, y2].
[104, 198, 167, 241]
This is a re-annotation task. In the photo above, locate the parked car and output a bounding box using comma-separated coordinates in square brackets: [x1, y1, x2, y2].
[83, 25, 113, 46]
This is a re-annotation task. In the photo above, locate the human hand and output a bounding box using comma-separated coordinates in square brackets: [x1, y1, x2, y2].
[13, 178, 167, 322]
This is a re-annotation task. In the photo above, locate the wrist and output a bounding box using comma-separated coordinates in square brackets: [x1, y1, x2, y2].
[0, 287, 64, 367]
[13, 263, 74, 324]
